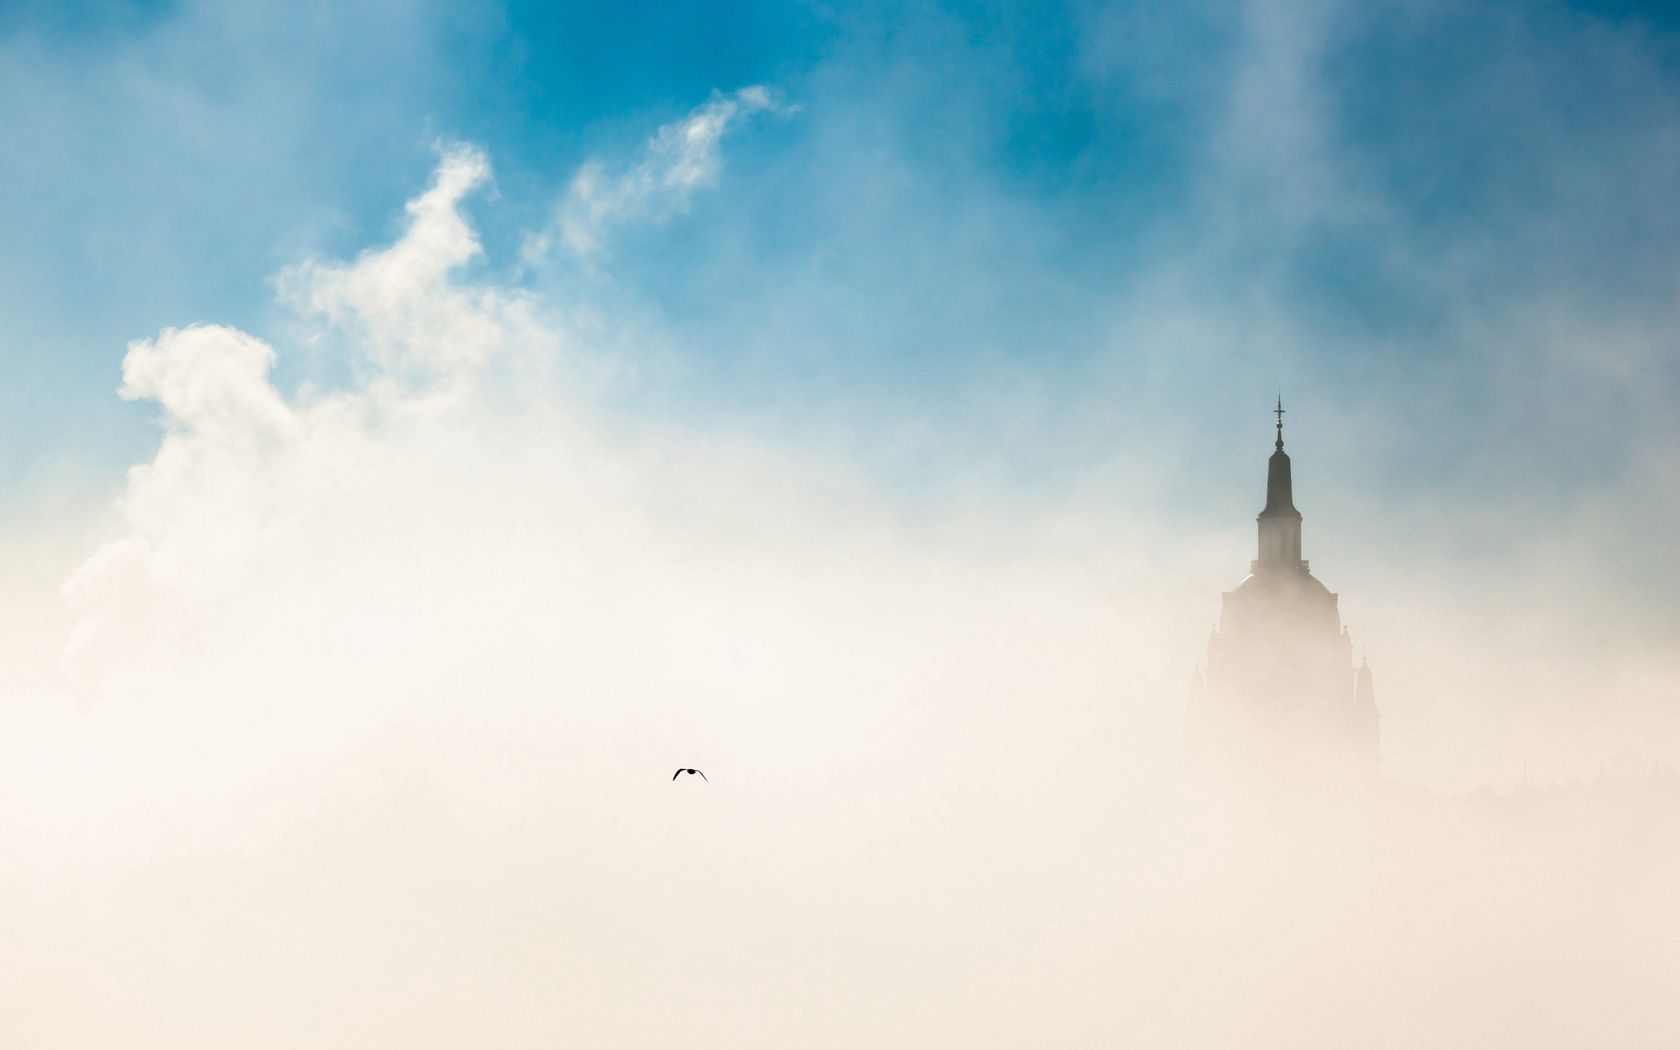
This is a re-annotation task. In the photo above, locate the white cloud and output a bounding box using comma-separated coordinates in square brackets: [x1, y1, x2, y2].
[554, 86, 786, 258]
[277, 143, 536, 388]
[56, 145, 543, 682]
[61, 323, 300, 676]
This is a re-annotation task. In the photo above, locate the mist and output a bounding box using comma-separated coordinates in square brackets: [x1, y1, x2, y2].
[4, 3, 1680, 1045]
[0, 127, 1673, 1046]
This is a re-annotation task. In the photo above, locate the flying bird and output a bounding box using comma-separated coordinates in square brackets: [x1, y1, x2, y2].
[672, 768, 708, 781]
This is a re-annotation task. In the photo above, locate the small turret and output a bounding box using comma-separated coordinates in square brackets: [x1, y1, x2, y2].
[1351, 652, 1381, 772]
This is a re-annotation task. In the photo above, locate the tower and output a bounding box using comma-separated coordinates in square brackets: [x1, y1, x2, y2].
[1197, 399, 1379, 777]
[1352, 654, 1380, 770]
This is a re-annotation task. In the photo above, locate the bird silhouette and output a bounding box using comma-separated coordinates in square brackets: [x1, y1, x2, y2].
[672, 768, 708, 782]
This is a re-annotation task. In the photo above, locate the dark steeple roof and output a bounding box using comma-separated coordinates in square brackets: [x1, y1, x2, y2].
[1259, 395, 1301, 521]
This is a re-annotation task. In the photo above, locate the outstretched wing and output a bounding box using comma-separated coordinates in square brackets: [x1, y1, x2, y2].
[672, 769, 683, 780]
[696, 770, 708, 781]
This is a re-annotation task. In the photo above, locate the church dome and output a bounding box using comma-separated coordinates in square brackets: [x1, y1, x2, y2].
[1230, 568, 1334, 600]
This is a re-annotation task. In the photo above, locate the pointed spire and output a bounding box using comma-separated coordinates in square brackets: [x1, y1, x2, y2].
[1255, 396, 1304, 568]
[1259, 397, 1301, 520]
[1355, 653, 1375, 703]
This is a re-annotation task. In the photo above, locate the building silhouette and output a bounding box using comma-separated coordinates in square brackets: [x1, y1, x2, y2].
[1190, 400, 1380, 777]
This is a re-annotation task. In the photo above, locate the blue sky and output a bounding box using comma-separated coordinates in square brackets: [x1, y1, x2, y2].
[3, 0, 1678, 579]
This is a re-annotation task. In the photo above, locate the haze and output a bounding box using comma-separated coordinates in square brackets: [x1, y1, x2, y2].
[1, 2, 1677, 1046]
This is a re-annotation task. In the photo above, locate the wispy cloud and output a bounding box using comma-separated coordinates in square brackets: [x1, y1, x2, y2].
[550, 85, 787, 259]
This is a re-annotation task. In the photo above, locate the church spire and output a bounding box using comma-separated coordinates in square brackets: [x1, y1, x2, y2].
[1256, 396, 1304, 569]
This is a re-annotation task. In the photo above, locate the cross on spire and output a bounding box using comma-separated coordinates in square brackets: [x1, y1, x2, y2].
[1274, 394, 1286, 451]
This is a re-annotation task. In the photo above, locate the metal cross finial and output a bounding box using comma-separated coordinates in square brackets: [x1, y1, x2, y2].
[1274, 394, 1285, 450]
